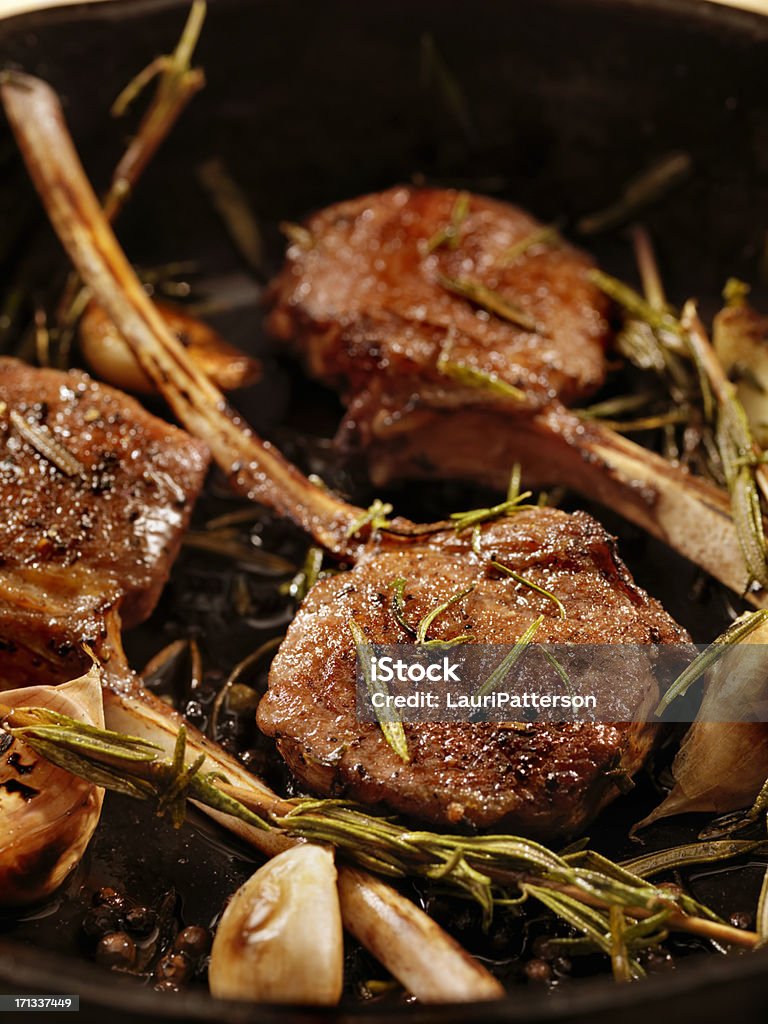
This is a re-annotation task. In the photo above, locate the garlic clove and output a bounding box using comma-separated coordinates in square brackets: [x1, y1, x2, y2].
[79, 300, 261, 395]
[209, 844, 343, 1005]
[0, 666, 105, 905]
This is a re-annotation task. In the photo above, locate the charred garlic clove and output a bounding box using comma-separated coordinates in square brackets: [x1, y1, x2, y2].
[0, 667, 105, 906]
[79, 300, 261, 395]
[209, 845, 343, 1004]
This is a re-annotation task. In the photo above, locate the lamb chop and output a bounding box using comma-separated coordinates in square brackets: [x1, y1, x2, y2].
[266, 187, 761, 605]
[0, 358, 209, 688]
[1, 74, 692, 842]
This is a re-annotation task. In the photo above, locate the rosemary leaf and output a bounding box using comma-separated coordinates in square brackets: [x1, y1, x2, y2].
[507, 463, 522, 503]
[349, 619, 410, 763]
[609, 905, 632, 982]
[437, 274, 538, 331]
[577, 151, 691, 236]
[622, 839, 768, 879]
[655, 609, 768, 715]
[541, 649, 575, 697]
[10, 409, 85, 477]
[390, 577, 417, 637]
[345, 498, 394, 539]
[415, 586, 475, 647]
[436, 350, 526, 402]
[500, 224, 561, 266]
[426, 190, 470, 253]
[450, 491, 534, 532]
[474, 615, 544, 699]
[491, 560, 566, 619]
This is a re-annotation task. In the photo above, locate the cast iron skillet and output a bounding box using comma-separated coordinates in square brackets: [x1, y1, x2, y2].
[1, 0, 768, 1020]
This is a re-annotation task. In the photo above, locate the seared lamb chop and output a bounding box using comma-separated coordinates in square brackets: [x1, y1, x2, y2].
[259, 508, 686, 837]
[2, 74, 691, 841]
[0, 358, 209, 687]
[267, 188, 761, 605]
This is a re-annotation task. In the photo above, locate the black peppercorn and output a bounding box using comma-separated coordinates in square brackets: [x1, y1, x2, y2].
[95, 932, 136, 970]
[155, 951, 194, 985]
[525, 958, 552, 984]
[173, 925, 212, 959]
[124, 906, 157, 937]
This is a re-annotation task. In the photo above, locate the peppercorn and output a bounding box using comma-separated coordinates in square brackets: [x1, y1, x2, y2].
[730, 910, 754, 930]
[525, 958, 552, 984]
[155, 951, 194, 985]
[173, 925, 211, 959]
[95, 932, 136, 970]
[125, 906, 157, 937]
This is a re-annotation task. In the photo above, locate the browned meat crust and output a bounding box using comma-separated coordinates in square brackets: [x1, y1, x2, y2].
[0, 358, 209, 685]
[258, 508, 688, 840]
[267, 187, 610, 414]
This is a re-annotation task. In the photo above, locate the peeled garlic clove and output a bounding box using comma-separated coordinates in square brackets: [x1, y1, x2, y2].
[79, 300, 261, 395]
[0, 667, 104, 906]
[209, 845, 343, 1004]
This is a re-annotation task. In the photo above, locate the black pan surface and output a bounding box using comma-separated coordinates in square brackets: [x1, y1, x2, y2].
[1, 0, 768, 1020]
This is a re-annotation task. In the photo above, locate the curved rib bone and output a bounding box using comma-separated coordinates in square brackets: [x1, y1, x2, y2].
[0, 72, 365, 560]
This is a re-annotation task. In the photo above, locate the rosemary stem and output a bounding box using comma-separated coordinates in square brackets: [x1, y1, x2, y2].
[540, 881, 758, 950]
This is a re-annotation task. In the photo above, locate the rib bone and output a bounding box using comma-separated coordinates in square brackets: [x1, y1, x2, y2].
[365, 400, 760, 604]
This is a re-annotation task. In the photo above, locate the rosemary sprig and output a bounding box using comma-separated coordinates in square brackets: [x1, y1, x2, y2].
[349, 620, 410, 763]
[490, 561, 566, 619]
[592, 265, 768, 588]
[426, 191, 470, 253]
[3, 707, 761, 949]
[107, 0, 206, 220]
[436, 274, 538, 332]
[655, 609, 768, 715]
[609, 905, 633, 982]
[345, 498, 394, 539]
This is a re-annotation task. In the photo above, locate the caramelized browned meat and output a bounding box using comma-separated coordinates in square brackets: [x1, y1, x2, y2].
[258, 508, 688, 839]
[0, 358, 209, 686]
[267, 187, 610, 414]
